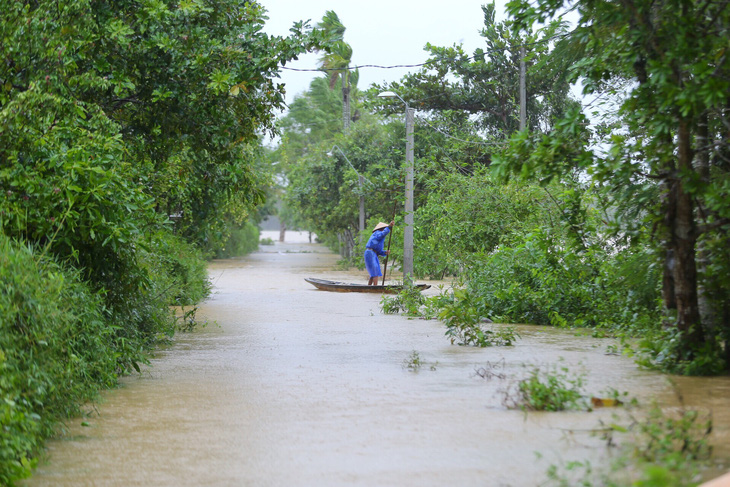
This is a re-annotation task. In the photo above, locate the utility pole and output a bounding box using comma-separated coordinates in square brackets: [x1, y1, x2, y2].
[404, 106, 415, 279]
[520, 46, 526, 131]
[358, 174, 365, 242]
[377, 90, 415, 280]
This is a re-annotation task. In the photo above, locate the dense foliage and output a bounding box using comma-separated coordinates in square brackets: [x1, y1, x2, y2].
[0, 236, 117, 483]
[503, 0, 730, 373]
[282, 119, 405, 249]
[414, 169, 549, 276]
[1, 0, 323, 483]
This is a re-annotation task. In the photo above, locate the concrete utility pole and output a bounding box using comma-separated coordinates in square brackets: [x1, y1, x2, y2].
[377, 91, 415, 280]
[403, 107, 415, 278]
[520, 46, 527, 131]
[358, 174, 365, 241]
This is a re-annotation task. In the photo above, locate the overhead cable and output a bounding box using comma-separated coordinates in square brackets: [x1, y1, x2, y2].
[280, 31, 573, 73]
[415, 116, 507, 147]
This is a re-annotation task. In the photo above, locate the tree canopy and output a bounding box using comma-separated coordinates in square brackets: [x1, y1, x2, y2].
[370, 2, 580, 135]
[502, 0, 730, 372]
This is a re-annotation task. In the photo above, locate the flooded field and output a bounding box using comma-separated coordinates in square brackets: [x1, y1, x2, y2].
[23, 232, 730, 486]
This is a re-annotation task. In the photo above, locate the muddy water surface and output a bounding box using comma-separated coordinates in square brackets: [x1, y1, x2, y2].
[24, 233, 730, 486]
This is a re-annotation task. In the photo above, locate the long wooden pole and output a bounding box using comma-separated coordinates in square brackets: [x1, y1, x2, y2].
[381, 201, 398, 285]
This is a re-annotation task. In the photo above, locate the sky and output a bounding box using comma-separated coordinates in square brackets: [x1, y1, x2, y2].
[260, 0, 509, 107]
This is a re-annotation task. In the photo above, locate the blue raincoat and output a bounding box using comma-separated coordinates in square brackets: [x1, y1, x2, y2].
[364, 227, 390, 278]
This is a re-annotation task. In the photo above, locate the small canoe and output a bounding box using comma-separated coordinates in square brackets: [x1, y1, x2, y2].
[305, 277, 431, 294]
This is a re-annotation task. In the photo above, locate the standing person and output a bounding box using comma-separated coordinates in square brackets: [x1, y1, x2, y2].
[364, 221, 394, 285]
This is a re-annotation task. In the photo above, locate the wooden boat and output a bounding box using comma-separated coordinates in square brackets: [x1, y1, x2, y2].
[305, 277, 431, 294]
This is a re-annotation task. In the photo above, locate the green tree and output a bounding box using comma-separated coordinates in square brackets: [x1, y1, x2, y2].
[504, 0, 730, 373]
[273, 70, 383, 254]
[82, 0, 324, 251]
[370, 2, 579, 136]
[276, 77, 346, 158]
[316, 10, 359, 133]
[283, 120, 402, 248]
[1, 0, 325, 297]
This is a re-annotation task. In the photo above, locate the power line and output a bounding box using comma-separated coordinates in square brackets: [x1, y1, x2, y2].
[327, 146, 376, 189]
[282, 62, 433, 72]
[280, 31, 573, 73]
[415, 116, 507, 147]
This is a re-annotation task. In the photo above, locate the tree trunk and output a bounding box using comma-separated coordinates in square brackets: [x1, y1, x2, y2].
[661, 177, 677, 310]
[671, 120, 704, 349]
[662, 248, 676, 310]
[344, 228, 356, 259]
[695, 112, 717, 335]
[342, 85, 351, 134]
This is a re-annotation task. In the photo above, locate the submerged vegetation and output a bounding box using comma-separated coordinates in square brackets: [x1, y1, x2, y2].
[380, 281, 426, 316]
[402, 350, 438, 371]
[381, 284, 520, 347]
[547, 397, 714, 486]
[502, 364, 588, 412]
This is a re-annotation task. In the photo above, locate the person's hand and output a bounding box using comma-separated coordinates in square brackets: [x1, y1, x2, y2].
[386, 250, 390, 255]
[389, 220, 394, 227]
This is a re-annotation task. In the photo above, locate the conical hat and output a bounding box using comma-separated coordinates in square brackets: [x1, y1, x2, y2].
[373, 222, 389, 232]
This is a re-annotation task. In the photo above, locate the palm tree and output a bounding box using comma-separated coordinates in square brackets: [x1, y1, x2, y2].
[316, 11, 357, 133]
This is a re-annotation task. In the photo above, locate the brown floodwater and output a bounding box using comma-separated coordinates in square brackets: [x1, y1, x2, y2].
[22, 232, 730, 486]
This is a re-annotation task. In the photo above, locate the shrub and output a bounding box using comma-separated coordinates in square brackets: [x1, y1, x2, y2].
[466, 230, 661, 332]
[413, 171, 551, 278]
[141, 230, 211, 307]
[214, 220, 260, 258]
[380, 281, 426, 316]
[637, 327, 727, 376]
[439, 289, 519, 347]
[0, 236, 118, 484]
[503, 364, 587, 411]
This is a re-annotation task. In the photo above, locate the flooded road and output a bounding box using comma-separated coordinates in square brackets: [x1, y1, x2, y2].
[24, 233, 730, 486]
